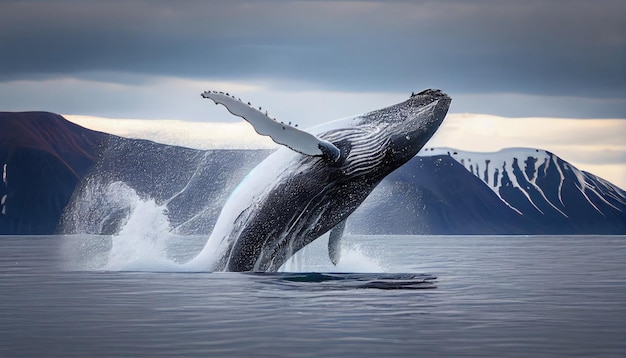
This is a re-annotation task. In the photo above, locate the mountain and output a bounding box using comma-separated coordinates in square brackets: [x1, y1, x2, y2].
[0, 111, 267, 235]
[349, 148, 626, 234]
[0, 112, 108, 234]
[1, 112, 624, 235]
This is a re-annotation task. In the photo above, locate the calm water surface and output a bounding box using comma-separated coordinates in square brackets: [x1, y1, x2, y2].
[1, 235, 625, 357]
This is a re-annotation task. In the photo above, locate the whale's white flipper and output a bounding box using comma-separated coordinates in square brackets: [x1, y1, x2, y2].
[202, 91, 340, 161]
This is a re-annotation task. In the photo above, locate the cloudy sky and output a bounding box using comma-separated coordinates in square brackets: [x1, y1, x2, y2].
[1, 0, 624, 119]
[1, 0, 625, 185]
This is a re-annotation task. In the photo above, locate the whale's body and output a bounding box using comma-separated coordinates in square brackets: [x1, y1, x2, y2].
[190, 89, 451, 272]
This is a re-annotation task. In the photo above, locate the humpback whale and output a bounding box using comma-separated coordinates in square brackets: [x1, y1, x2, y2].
[189, 89, 451, 272]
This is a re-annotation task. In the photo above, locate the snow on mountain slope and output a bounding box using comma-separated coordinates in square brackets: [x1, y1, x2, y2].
[419, 147, 626, 222]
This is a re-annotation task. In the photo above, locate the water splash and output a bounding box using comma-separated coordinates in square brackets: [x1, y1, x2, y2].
[103, 194, 178, 271]
[61, 180, 138, 235]
[61, 180, 204, 271]
[61, 177, 385, 273]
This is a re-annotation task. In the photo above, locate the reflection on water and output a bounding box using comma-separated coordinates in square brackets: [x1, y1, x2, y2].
[1, 235, 626, 357]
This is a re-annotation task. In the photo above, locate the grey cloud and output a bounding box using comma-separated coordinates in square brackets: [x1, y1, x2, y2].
[0, 0, 624, 103]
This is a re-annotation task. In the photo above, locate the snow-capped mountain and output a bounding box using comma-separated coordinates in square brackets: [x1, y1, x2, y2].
[422, 147, 626, 221]
[350, 147, 626, 234]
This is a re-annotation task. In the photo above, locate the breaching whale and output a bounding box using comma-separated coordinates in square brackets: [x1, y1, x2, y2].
[188, 89, 451, 272]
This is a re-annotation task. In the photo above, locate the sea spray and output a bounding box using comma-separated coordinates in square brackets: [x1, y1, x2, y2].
[103, 194, 178, 271]
[60, 180, 189, 271]
[60, 180, 140, 235]
[60, 178, 386, 273]
[95, 183, 220, 271]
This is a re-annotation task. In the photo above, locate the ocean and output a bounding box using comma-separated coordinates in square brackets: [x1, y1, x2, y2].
[1, 234, 625, 357]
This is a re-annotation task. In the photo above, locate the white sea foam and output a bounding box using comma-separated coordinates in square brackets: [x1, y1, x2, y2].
[60, 180, 197, 272]
[103, 196, 179, 271]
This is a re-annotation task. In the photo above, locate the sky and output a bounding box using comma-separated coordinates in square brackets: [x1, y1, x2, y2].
[1, 0, 625, 186]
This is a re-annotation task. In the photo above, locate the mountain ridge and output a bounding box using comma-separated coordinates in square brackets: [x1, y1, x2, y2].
[1, 111, 624, 235]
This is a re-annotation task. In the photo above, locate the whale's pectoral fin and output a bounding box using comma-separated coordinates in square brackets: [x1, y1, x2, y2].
[328, 219, 347, 265]
[202, 91, 340, 161]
